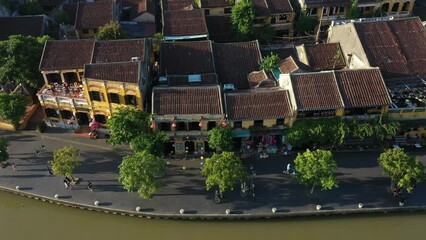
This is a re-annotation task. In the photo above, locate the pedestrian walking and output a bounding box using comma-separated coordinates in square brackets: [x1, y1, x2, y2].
[87, 181, 93, 191]
[11, 163, 17, 171]
[63, 179, 70, 189]
[47, 165, 52, 175]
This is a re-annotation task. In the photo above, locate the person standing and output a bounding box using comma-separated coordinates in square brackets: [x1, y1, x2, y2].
[11, 163, 17, 171]
[63, 179, 70, 189]
[87, 181, 93, 191]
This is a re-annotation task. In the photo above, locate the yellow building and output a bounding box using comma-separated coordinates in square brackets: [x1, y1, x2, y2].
[252, 0, 295, 36]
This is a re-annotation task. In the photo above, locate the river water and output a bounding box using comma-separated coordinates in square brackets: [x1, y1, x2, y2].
[0, 191, 424, 240]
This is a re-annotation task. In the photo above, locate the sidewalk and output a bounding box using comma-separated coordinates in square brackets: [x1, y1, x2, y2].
[1, 129, 426, 219]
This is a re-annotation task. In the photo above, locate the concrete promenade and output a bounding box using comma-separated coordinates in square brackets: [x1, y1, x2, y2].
[1, 128, 426, 220]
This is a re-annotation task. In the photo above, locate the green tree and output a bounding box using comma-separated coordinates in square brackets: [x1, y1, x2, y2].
[208, 125, 233, 152]
[202, 152, 248, 194]
[0, 137, 8, 164]
[130, 131, 170, 157]
[347, 0, 361, 19]
[378, 149, 425, 193]
[49, 146, 82, 179]
[107, 107, 151, 145]
[231, 0, 255, 41]
[19, 0, 43, 15]
[294, 9, 318, 36]
[51, 8, 72, 26]
[95, 21, 124, 40]
[119, 151, 166, 199]
[259, 53, 280, 72]
[352, 122, 375, 140]
[0, 35, 51, 88]
[294, 149, 339, 194]
[0, 94, 30, 129]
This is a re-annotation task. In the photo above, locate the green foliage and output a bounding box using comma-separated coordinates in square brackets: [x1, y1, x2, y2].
[51, 8, 72, 25]
[231, 0, 255, 41]
[119, 151, 166, 199]
[373, 8, 387, 17]
[0, 35, 49, 88]
[347, 0, 361, 19]
[0, 137, 8, 163]
[107, 107, 151, 145]
[254, 24, 275, 43]
[208, 125, 233, 152]
[378, 149, 425, 193]
[49, 146, 81, 178]
[352, 122, 375, 139]
[19, 0, 43, 15]
[294, 9, 318, 35]
[294, 149, 339, 194]
[351, 117, 400, 141]
[95, 21, 124, 40]
[202, 152, 248, 193]
[259, 53, 280, 72]
[0, 94, 30, 129]
[153, 32, 164, 40]
[130, 131, 170, 157]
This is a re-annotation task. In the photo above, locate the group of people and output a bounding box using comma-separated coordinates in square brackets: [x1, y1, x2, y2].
[391, 185, 406, 206]
[63, 177, 93, 191]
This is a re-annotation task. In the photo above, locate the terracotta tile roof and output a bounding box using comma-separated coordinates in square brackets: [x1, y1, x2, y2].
[261, 47, 296, 60]
[153, 86, 223, 115]
[163, 9, 208, 37]
[214, 41, 262, 89]
[0, 16, 44, 40]
[248, 70, 268, 88]
[266, 0, 293, 14]
[279, 56, 311, 74]
[40, 40, 95, 71]
[303, 43, 346, 71]
[303, 0, 351, 8]
[335, 68, 391, 108]
[75, 1, 114, 29]
[160, 41, 215, 75]
[167, 73, 218, 86]
[225, 89, 293, 120]
[92, 39, 146, 63]
[84, 62, 140, 84]
[252, 0, 270, 17]
[354, 18, 426, 79]
[290, 72, 344, 111]
[201, 0, 231, 8]
[205, 15, 234, 43]
[161, 0, 195, 11]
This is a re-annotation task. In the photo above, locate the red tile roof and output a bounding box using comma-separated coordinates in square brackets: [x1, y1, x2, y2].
[214, 41, 262, 89]
[248, 70, 269, 88]
[161, 0, 195, 11]
[279, 56, 311, 74]
[92, 39, 146, 63]
[252, 0, 270, 17]
[153, 86, 223, 115]
[163, 9, 208, 37]
[225, 89, 293, 120]
[201, 0, 231, 8]
[75, 1, 114, 29]
[303, 0, 351, 8]
[40, 40, 95, 71]
[303, 43, 346, 71]
[167, 73, 218, 86]
[266, 0, 293, 14]
[335, 68, 391, 108]
[160, 41, 215, 75]
[205, 15, 234, 43]
[290, 72, 344, 111]
[0, 16, 44, 40]
[84, 62, 140, 84]
[354, 18, 426, 79]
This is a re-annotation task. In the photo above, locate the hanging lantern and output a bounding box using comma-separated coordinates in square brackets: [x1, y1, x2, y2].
[199, 121, 204, 128]
[221, 121, 228, 127]
[150, 123, 155, 129]
[172, 122, 177, 128]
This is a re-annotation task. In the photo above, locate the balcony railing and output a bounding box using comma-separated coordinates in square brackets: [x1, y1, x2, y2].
[37, 83, 86, 100]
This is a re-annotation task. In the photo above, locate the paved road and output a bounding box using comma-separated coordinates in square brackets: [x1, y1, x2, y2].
[1, 128, 426, 216]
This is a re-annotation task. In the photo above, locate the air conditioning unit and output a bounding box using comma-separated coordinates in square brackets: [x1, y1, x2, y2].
[131, 57, 140, 61]
[223, 84, 236, 91]
[188, 74, 201, 83]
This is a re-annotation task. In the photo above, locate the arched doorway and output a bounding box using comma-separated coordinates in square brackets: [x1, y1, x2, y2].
[391, 2, 400, 12]
[204, 141, 211, 153]
[164, 141, 175, 156]
[402, 1, 410, 12]
[382, 2, 390, 12]
[185, 141, 195, 154]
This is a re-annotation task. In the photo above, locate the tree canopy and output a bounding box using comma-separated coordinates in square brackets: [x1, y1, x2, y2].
[294, 149, 339, 194]
[259, 53, 280, 72]
[0, 93, 30, 129]
[19, 0, 43, 15]
[129, 131, 170, 157]
[107, 107, 151, 145]
[0, 137, 8, 163]
[95, 21, 124, 40]
[119, 150, 166, 199]
[202, 152, 248, 193]
[347, 0, 361, 19]
[378, 148, 425, 193]
[208, 125, 233, 152]
[49, 146, 82, 178]
[0, 35, 51, 88]
[231, 0, 255, 41]
[294, 10, 318, 36]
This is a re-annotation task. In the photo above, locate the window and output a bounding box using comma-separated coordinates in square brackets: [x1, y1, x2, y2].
[94, 114, 107, 124]
[60, 110, 73, 119]
[329, 7, 337, 16]
[159, 122, 171, 131]
[309, 8, 317, 16]
[45, 108, 59, 118]
[82, 29, 89, 34]
[278, 14, 288, 21]
[233, 121, 242, 129]
[254, 120, 263, 127]
[108, 93, 120, 104]
[224, 7, 232, 14]
[89, 91, 102, 102]
[391, 2, 399, 12]
[189, 122, 201, 131]
[207, 121, 216, 130]
[276, 118, 284, 126]
[176, 122, 185, 131]
[125, 94, 137, 106]
[339, 6, 345, 13]
[382, 3, 390, 12]
[322, 7, 328, 16]
[204, 9, 210, 15]
[402, 2, 410, 12]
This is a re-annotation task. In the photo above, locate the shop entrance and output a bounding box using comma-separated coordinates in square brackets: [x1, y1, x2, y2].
[76, 112, 90, 125]
[184, 141, 195, 154]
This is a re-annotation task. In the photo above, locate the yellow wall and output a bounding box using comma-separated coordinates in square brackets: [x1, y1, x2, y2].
[263, 119, 276, 127]
[336, 108, 345, 117]
[388, 108, 426, 119]
[76, 29, 97, 39]
[242, 120, 254, 128]
[208, 7, 228, 15]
